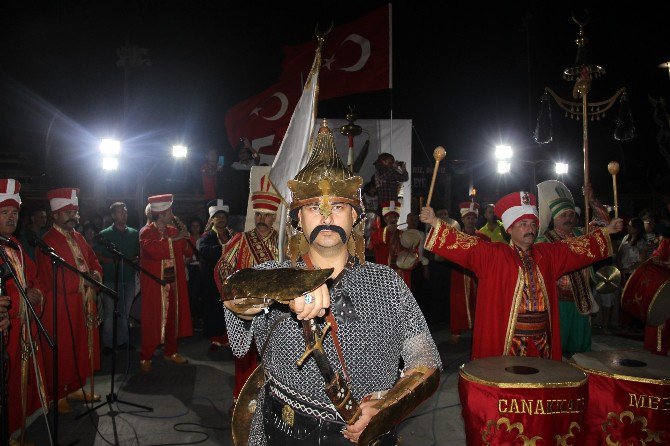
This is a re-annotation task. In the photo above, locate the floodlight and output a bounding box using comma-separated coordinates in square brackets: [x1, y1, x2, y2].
[172, 145, 187, 158]
[555, 162, 569, 175]
[100, 139, 120, 155]
[102, 157, 119, 171]
[495, 145, 513, 159]
[497, 161, 511, 174]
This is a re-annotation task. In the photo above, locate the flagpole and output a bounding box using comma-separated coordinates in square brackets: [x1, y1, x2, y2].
[277, 203, 287, 262]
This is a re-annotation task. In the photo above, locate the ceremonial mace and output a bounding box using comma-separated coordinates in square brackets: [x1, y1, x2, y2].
[607, 161, 620, 218]
[426, 146, 446, 208]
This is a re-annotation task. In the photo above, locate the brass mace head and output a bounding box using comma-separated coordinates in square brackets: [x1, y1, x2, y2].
[607, 161, 620, 176]
[433, 146, 446, 162]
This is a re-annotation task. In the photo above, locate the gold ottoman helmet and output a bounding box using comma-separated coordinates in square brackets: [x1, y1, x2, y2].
[287, 119, 366, 265]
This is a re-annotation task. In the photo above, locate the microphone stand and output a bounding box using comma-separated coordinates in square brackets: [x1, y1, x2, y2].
[77, 237, 160, 424]
[31, 236, 116, 446]
[0, 250, 56, 445]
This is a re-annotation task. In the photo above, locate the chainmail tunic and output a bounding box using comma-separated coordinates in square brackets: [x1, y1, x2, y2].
[225, 260, 442, 445]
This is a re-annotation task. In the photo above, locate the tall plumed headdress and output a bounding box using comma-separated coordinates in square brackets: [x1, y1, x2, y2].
[287, 119, 366, 265]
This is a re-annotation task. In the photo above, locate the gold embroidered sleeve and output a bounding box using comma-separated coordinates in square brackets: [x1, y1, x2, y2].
[559, 227, 613, 260]
[425, 218, 480, 251]
[560, 236, 595, 258]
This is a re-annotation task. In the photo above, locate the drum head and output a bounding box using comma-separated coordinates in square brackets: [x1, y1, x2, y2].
[460, 356, 586, 387]
[572, 350, 670, 384]
[400, 229, 422, 249]
[396, 250, 418, 270]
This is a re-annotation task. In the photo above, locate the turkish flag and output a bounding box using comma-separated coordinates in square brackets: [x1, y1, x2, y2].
[225, 4, 391, 156]
[224, 77, 301, 157]
[281, 4, 391, 99]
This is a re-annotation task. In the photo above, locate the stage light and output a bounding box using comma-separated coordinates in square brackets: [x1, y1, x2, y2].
[555, 162, 569, 175]
[100, 139, 120, 155]
[497, 161, 511, 174]
[102, 157, 119, 171]
[172, 145, 187, 158]
[495, 145, 513, 160]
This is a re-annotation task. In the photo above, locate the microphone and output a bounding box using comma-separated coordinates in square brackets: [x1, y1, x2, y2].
[28, 235, 54, 253]
[0, 235, 20, 250]
[95, 233, 118, 251]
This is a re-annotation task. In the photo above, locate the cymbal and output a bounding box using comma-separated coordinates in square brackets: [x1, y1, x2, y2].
[222, 267, 333, 309]
[594, 265, 621, 294]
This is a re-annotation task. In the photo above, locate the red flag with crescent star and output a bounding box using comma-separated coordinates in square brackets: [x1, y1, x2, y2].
[281, 4, 391, 99]
[224, 77, 299, 158]
[224, 4, 391, 157]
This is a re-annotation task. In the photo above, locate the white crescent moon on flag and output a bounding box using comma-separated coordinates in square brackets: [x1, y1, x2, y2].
[339, 34, 370, 72]
[263, 92, 288, 121]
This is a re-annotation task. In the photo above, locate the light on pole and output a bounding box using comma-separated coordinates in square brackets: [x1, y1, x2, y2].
[172, 145, 187, 158]
[102, 157, 119, 171]
[495, 145, 513, 160]
[497, 161, 511, 174]
[555, 162, 569, 175]
[100, 139, 120, 171]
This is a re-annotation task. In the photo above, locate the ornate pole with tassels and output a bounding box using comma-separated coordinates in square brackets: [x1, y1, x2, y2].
[535, 14, 635, 232]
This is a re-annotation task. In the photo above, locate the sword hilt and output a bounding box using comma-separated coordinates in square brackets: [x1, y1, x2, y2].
[296, 321, 331, 367]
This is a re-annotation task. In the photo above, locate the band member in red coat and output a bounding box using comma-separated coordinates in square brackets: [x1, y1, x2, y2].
[139, 194, 193, 372]
[0, 179, 48, 446]
[36, 188, 103, 413]
[421, 191, 623, 360]
[448, 202, 490, 343]
[369, 201, 412, 286]
[216, 175, 280, 415]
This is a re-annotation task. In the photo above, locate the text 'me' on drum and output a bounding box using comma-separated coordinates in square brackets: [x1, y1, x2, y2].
[459, 356, 587, 446]
[621, 259, 670, 326]
[571, 350, 670, 445]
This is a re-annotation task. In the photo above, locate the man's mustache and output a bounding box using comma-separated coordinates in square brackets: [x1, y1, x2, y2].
[66, 219, 77, 224]
[523, 232, 537, 238]
[256, 222, 269, 229]
[309, 225, 347, 244]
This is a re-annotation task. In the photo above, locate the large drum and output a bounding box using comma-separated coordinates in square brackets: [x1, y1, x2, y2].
[459, 356, 587, 446]
[571, 350, 670, 445]
[621, 260, 670, 326]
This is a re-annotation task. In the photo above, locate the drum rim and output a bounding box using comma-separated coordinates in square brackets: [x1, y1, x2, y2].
[647, 279, 670, 325]
[570, 361, 670, 386]
[458, 367, 587, 388]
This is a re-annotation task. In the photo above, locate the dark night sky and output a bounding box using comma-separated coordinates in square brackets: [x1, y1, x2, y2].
[2, 1, 670, 211]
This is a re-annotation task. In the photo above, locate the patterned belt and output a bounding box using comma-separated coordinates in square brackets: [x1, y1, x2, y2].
[514, 311, 549, 337]
[267, 375, 340, 423]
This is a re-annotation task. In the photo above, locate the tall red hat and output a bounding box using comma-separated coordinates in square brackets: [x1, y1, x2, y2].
[381, 200, 400, 217]
[0, 179, 22, 209]
[47, 188, 79, 212]
[494, 191, 538, 230]
[459, 201, 479, 218]
[251, 175, 281, 214]
[148, 194, 173, 213]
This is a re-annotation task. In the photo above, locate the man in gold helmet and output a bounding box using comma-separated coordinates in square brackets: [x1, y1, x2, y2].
[222, 121, 441, 445]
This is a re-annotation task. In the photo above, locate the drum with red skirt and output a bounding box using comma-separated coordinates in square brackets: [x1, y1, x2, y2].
[459, 356, 587, 446]
[571, 350, 670, 445]
[621, 259, 670, 326]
